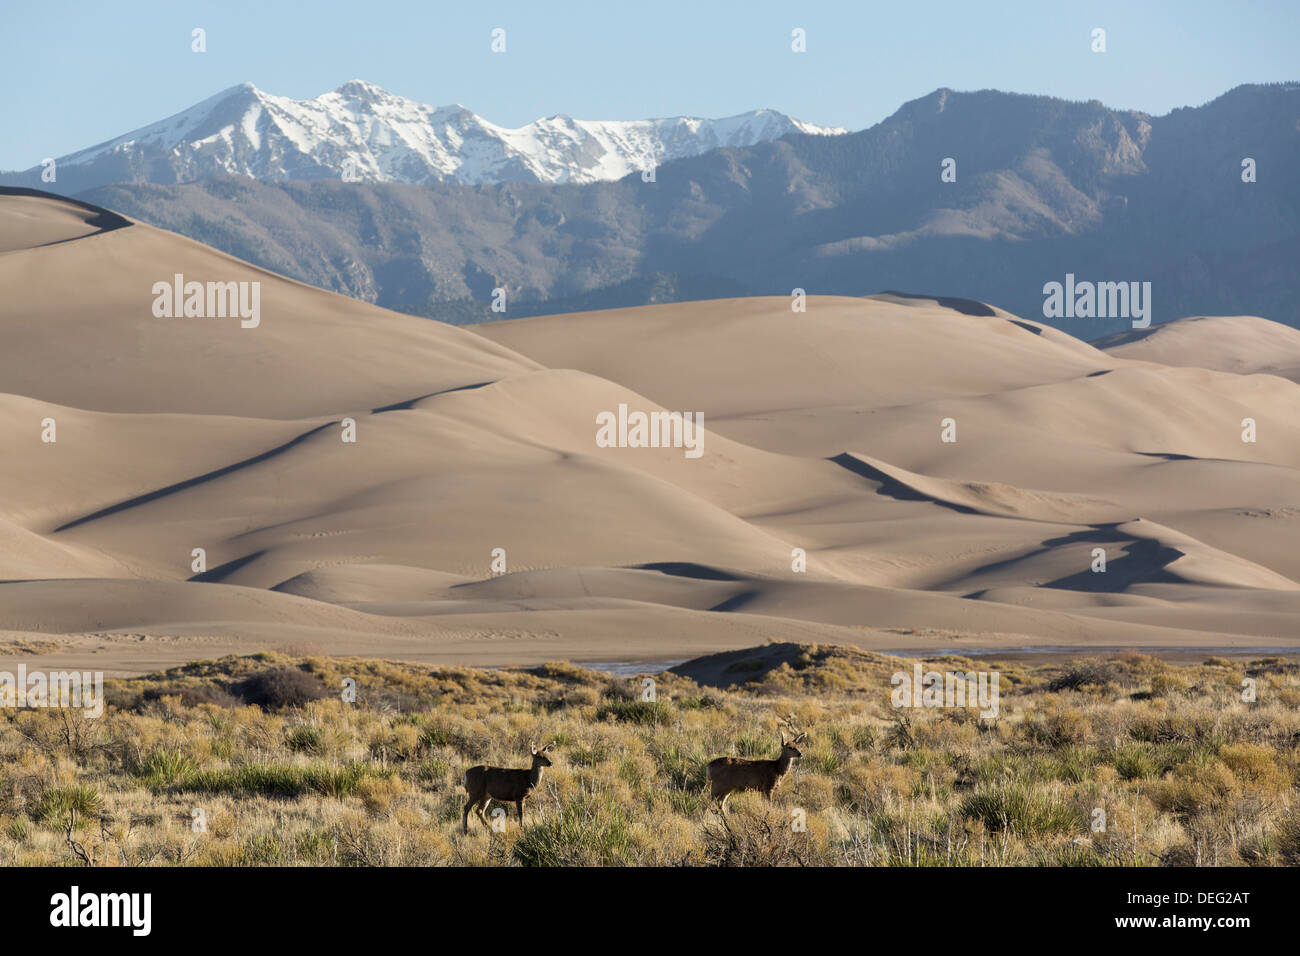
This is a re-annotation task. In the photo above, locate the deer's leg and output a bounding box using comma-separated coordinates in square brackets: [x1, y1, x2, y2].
[463, 799, 473, 833]
[516, 798, 525, 823]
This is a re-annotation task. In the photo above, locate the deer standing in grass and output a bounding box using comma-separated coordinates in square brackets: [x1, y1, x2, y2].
[706, 730, 807, 813]
[462, 742, 554, 833]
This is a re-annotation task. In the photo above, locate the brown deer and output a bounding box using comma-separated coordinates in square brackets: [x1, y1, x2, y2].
[462, 742, 554, 833]
[706, 730, 807, 812]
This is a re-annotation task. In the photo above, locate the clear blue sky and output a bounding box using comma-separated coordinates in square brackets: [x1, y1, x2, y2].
[3, 0, 1296, 170]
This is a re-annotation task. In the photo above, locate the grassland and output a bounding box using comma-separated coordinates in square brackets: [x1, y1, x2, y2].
[2, 643, 1298, 867]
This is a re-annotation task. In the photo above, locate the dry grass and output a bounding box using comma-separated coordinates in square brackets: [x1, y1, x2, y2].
[1, 645, 1296, 867]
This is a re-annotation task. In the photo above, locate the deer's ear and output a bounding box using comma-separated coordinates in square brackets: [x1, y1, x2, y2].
[781, 732, 787, 745]
[795, 733, 807, 743]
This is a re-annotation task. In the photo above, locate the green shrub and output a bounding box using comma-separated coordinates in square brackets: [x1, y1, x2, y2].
[960, 782, 1078, 837]
[134, 748, 200, 789]
[1040, 746, 1100, 783]
[1113, 745, 1160, 781]
[594, 699, 672, 726]
[418, 723, 481, 756]
[178, 762, 380, 799]
[513, 792, 633, 866]
[33, 784, 104, 829]
[675, 695, 721, 710]
[649, 742, 707, 790]
[285, 725, 324, 754]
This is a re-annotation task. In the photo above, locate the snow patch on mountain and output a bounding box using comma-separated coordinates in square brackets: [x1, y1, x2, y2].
[47, 80, 847, 186]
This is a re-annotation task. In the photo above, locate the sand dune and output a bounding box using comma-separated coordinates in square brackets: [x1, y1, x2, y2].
[2, 189, 1298, 674]
[1095, 315, 1300, 382]
[0, 190, 130, 252]
[0, 198, 534, 418]
[474, 295, 1115, 428]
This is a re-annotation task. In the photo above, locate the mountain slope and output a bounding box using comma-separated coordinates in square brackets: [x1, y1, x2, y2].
[73, 83, 1300, 333]
[1, 80, 843, 191]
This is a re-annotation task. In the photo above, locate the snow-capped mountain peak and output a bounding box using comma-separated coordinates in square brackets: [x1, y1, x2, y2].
[29, 81, 847, 189]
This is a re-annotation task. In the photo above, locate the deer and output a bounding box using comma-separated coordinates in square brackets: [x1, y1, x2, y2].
[706, 726, 807, 813]
[462, 742, 555, 833]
